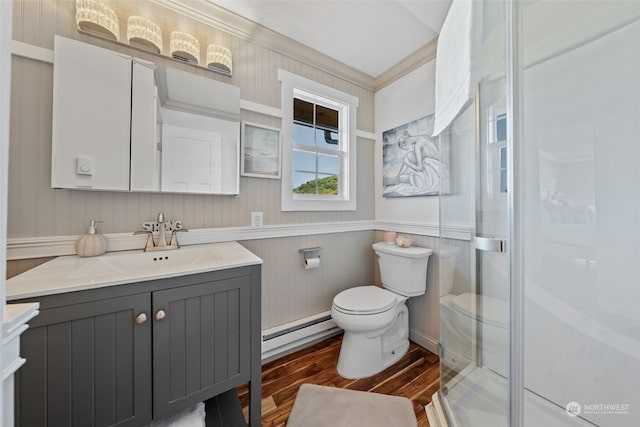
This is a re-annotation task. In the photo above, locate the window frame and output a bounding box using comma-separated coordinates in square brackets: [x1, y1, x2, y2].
[279, 69, 359, 211]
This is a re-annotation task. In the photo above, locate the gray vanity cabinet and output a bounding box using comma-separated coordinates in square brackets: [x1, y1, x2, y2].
[16, 293, 152, 427]
[152, 276, 251, 420]
[14, 265, 261, 427]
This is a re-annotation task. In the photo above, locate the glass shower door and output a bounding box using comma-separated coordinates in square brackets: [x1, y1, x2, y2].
[438, 2, 511, 425]
[439, 2, 640, 427]
[521, 2, 640, 426]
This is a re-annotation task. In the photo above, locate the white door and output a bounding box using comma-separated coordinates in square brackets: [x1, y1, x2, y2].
[161, 124, 223, 193]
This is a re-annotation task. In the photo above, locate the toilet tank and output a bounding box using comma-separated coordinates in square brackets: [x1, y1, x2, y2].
[372, 242, 432, 297]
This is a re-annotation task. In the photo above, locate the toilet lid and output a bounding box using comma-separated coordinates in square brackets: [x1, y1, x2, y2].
[449, 293, 508, 328]
[333, 286, 397, 314]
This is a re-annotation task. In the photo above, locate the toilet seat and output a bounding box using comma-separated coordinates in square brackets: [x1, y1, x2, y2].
[333, 286, 397, 315]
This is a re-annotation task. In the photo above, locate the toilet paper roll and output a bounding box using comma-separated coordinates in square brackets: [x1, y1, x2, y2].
[304, 257, 320, 270]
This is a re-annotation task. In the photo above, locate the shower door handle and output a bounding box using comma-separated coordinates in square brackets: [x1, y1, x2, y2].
[474, 236, 507, 253]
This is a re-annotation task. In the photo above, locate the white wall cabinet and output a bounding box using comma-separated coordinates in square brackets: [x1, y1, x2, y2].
[51, 35, 138, 191]
[51, 35, 240, 195]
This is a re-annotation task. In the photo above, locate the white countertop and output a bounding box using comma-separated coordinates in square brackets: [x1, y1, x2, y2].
[6, 241, 262, 301]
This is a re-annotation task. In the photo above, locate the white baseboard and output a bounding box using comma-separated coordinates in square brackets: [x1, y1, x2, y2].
[409, 329, 439, 355]
[261, 311, 341, 362]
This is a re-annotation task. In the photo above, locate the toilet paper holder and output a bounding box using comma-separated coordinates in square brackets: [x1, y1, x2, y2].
[299, 247, 322, 261]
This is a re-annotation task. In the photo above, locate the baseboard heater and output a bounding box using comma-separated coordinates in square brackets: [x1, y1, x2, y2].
[261, 311, 340, 361]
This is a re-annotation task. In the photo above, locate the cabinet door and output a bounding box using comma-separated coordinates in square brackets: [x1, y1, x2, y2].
[152, 276, 251, 419]
[51, 35, 132, 191]
[16, 293, 152, 427]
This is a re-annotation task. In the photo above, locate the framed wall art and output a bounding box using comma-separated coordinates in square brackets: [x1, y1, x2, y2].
[241, 122, 281, 179]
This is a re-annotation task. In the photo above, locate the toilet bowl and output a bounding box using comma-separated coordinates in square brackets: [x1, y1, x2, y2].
[331, 242, 432, 379]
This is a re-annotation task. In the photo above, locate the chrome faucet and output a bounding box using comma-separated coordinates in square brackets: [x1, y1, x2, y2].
[135, 212, 188, 252]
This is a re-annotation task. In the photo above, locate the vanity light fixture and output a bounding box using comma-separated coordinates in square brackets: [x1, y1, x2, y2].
[170, 31, 200, 65]
[206, 44, 233, 76]
[75, 0, 120, 41]
[127, 16, 163, 54]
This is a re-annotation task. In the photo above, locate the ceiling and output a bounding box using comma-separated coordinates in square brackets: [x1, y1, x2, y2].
[206, 0, 452, 78]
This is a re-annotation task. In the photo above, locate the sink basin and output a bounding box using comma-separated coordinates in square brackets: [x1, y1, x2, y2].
[69, 244, 226, 277]
[89, 245, 224, 274]
[6, 242, 262, 300]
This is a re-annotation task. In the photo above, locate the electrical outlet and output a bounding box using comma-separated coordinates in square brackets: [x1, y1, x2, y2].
[251, 212, 263, 227]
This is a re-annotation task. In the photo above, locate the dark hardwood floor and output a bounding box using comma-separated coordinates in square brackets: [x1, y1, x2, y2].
[238, 334, 440, 426]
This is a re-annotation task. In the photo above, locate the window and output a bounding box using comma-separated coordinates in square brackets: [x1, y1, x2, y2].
[293, 97, 340, 195]
[487, 108, 508, 197]
[279, 70, 358, 211]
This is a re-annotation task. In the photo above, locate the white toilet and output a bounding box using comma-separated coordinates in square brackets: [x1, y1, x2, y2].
[331, 242, 432, 379]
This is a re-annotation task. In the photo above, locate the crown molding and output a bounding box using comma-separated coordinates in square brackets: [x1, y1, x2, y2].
[374, 38, 438, 92]
[14, 1, 437, 93]
[151, 0, 376, 91]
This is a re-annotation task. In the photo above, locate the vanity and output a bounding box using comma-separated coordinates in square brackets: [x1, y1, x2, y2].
[6, 242, 262, 426]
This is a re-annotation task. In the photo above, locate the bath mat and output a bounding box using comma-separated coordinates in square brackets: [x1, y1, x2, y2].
[286, 383, 417, 427]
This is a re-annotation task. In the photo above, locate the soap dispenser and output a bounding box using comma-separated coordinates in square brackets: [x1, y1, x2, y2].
[75, 220, 107, 257]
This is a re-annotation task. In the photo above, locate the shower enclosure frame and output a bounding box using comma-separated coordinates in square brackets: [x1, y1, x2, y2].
[505, 1, 523, 426]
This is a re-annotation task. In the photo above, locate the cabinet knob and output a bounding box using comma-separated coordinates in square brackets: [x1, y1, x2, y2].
[155, 310, 167, 321]
[135, 313, 147, 324]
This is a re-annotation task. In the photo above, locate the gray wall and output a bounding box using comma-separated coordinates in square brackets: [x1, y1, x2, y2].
[7, 0, 376, 330]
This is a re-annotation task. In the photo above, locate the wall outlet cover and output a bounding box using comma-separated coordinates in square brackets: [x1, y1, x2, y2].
[251, 212, 263, 227]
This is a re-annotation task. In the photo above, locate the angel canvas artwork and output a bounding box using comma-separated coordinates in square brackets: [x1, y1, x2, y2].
[382, 114, 450, 197]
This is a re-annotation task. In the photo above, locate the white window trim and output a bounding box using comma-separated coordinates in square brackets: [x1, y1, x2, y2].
[279, 69, 359, 211]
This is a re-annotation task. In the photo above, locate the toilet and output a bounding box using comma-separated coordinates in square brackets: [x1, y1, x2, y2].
[331, 242, 432, 379]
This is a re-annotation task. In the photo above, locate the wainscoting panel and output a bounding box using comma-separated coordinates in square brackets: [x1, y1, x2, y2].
[240, 231, 375, 330]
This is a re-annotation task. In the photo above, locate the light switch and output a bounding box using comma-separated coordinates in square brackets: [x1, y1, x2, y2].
[76, 156, 94, 176]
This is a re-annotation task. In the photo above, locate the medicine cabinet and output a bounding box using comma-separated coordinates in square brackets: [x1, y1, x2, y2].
[51, 35, 240, 195]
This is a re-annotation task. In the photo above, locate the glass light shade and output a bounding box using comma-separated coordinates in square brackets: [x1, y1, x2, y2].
[76, 0, 119, 41]
[127, 16, 162, 54]
[170, 31, 200, 64]
[206, 44, 232, 75]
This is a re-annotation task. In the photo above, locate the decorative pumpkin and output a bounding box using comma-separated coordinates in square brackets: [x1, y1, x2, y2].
[76, 220, 107, 257]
